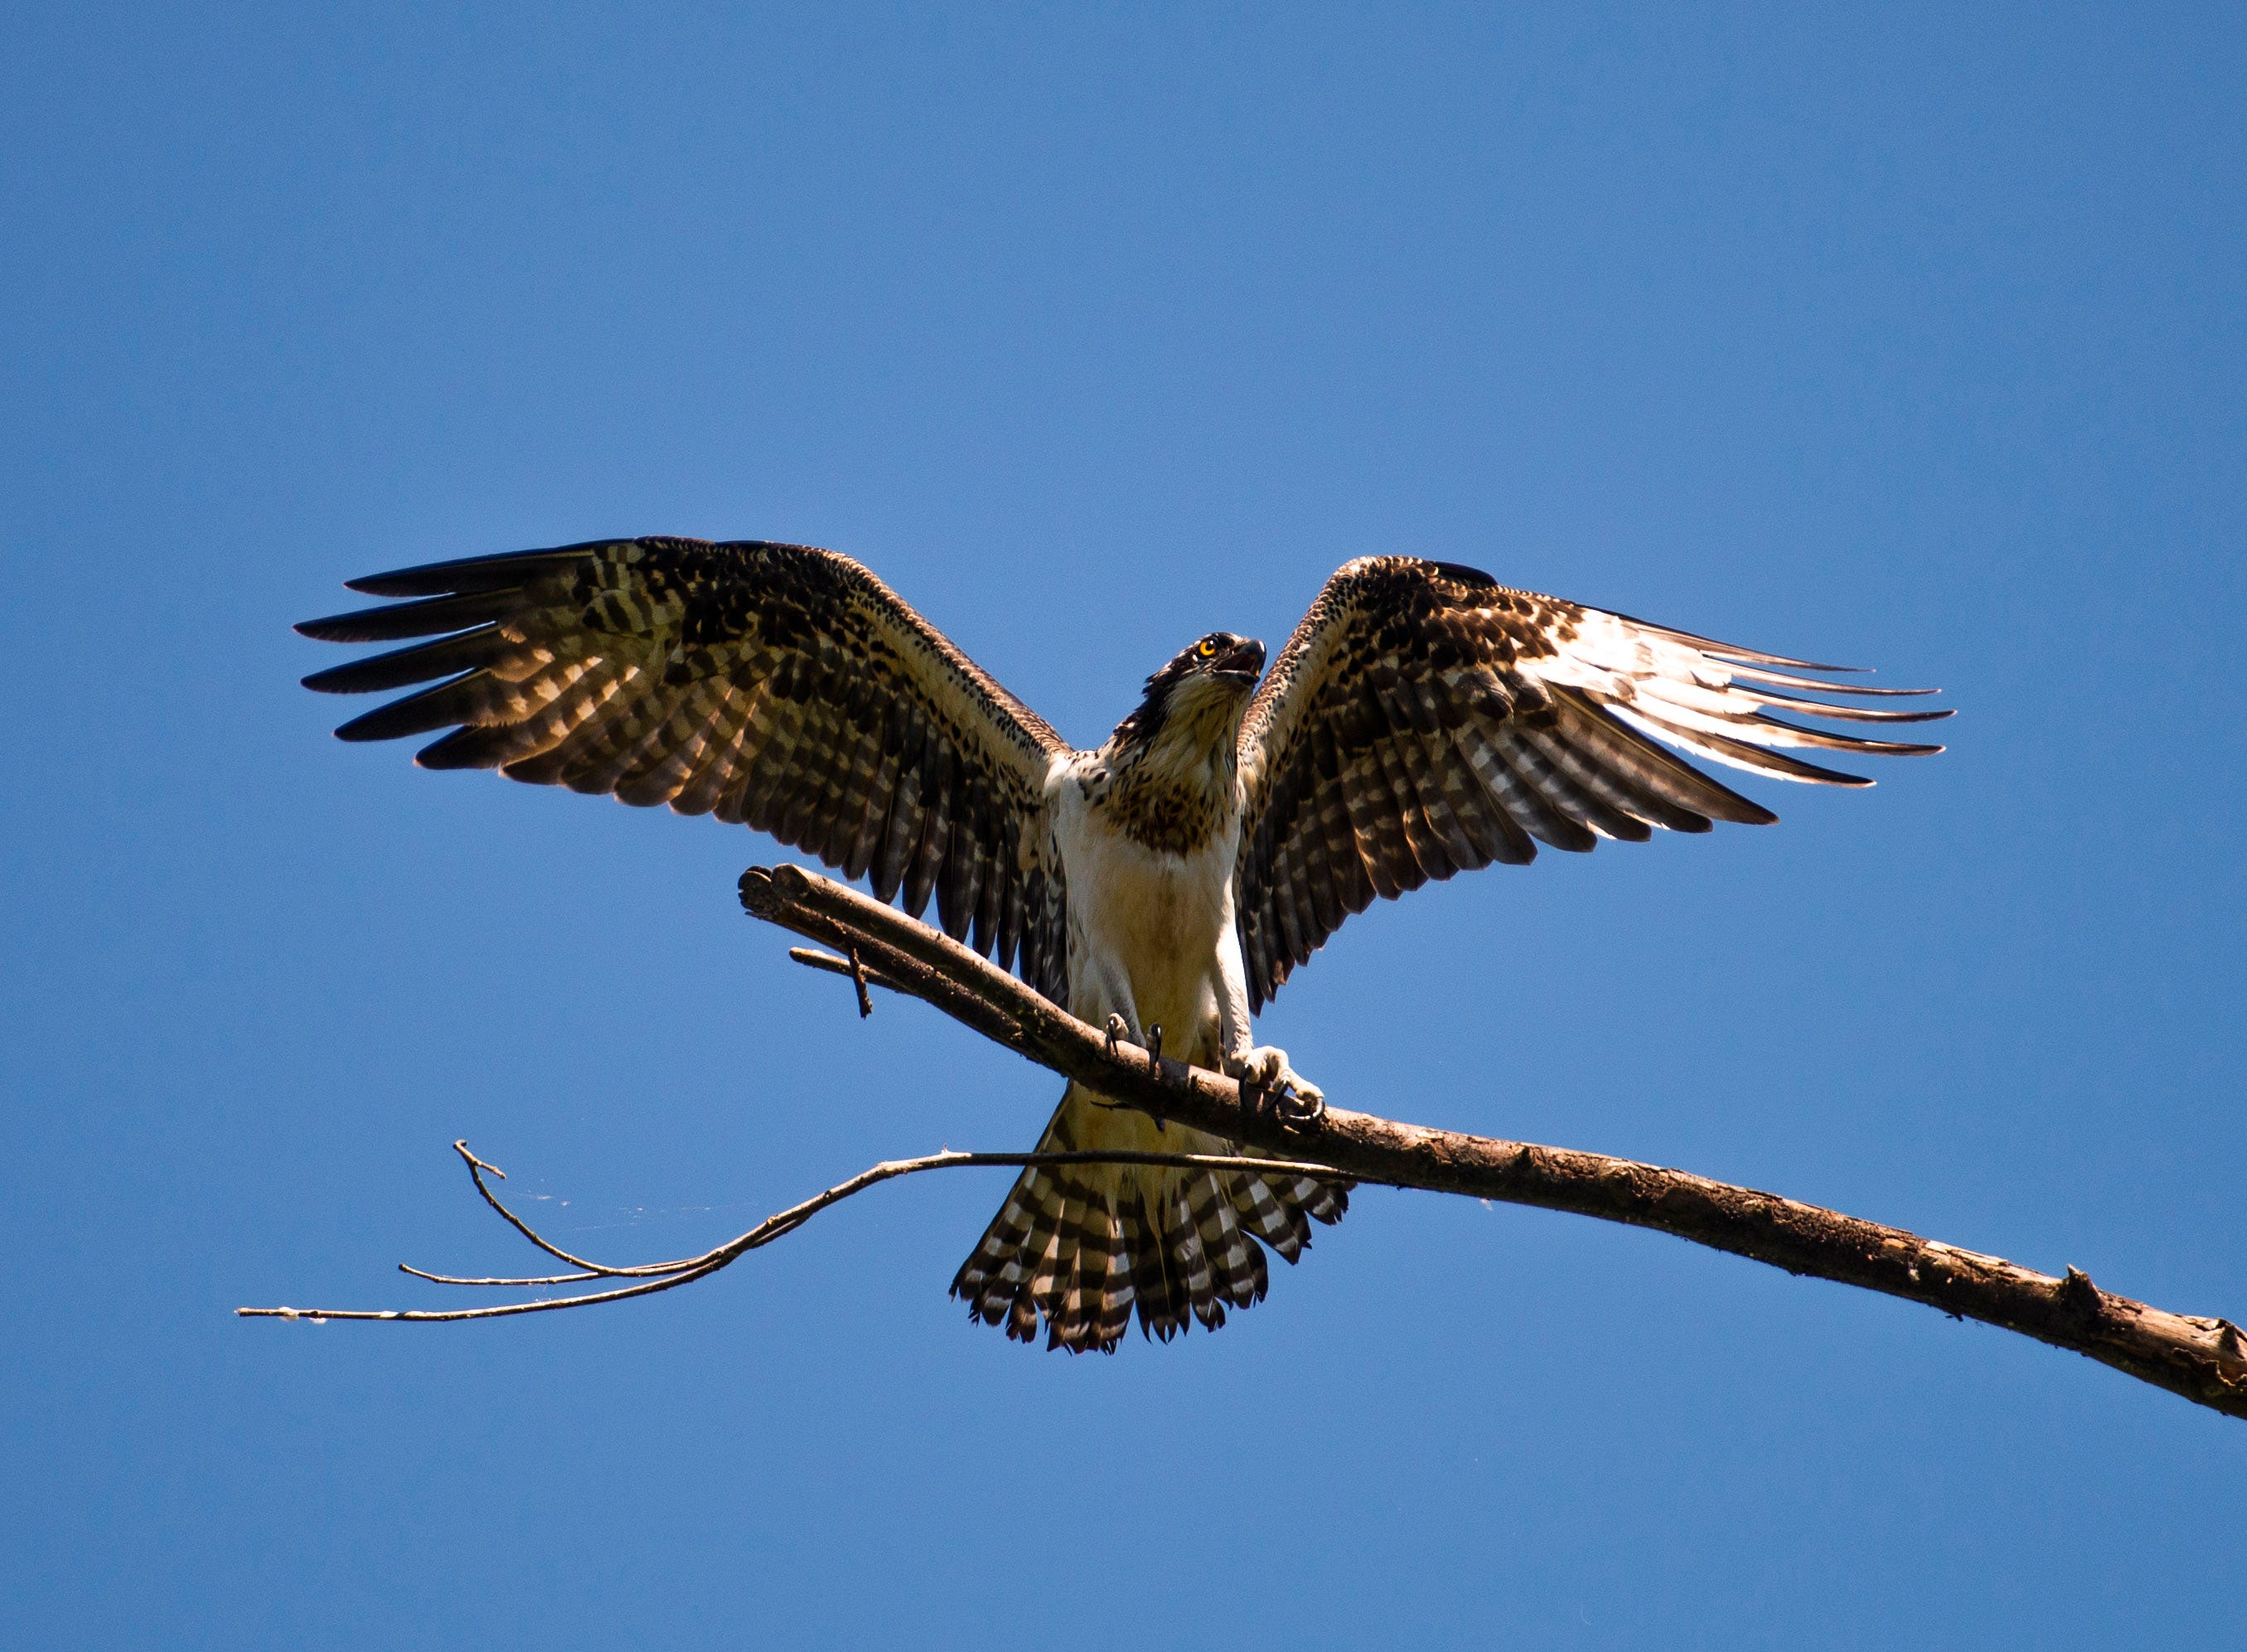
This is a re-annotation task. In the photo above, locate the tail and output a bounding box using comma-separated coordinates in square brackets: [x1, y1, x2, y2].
[950, 1084, 1350, 1353]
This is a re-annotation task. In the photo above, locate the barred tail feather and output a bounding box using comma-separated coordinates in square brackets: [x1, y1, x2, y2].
[950, 1086, 1350, 1353]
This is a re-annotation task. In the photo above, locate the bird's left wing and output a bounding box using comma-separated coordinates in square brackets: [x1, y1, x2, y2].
[298, 538, 1073, 996]
[1233, 556, 1947, 1010]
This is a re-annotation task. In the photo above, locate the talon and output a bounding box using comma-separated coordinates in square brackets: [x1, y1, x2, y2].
[1147, 1024, 1163, 1071]
[1232, 1045, 1322, 1126]
[1105, 1014, 1129, 1059]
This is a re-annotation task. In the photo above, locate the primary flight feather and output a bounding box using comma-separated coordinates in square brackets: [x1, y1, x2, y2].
[299, 538, 1945, 1352]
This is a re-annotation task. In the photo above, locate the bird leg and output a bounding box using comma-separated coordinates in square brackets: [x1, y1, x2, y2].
[1092, 1013, 1167, 1130]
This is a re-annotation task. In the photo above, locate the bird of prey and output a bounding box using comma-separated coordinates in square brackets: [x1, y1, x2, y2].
[298, 539, 1945, 1352]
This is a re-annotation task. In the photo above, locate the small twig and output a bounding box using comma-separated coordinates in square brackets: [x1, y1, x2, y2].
[238, 1146, 1349, 1325]
[787, 946, 903, 1000]
[443, 1140, 659, 1277]
[456, 1141, 506, 1180]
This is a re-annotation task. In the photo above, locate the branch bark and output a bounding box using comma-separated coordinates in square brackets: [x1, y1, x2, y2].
[736, 862, 2247, 1420]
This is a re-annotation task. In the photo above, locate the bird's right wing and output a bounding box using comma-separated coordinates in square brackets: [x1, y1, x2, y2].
[298, 538, 1073, 998]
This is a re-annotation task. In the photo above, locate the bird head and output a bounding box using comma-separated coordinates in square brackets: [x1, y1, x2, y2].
[1109, 632, 1266, 758]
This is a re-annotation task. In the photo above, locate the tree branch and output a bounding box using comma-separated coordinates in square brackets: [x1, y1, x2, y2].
[733, 863, 2247, 1420]
[240, 860, 2247, 1423]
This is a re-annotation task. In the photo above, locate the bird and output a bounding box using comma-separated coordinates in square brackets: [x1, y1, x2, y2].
[298, 537, 1946, 1352]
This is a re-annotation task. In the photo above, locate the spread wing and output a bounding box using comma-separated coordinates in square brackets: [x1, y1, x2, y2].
[298, 538, 1073, 998]
[1233, 556, 1948, 1009]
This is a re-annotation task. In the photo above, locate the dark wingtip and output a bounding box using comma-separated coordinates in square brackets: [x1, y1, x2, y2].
[303, 656, 434, 695]
[341, 543, 607, 598]
[332, 693, 458, 743]
[332, 710, 400, 743]
[414, 729, 495, 770]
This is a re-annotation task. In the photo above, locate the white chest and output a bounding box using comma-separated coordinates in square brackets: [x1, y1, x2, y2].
[1050, 766, 1240, 1036]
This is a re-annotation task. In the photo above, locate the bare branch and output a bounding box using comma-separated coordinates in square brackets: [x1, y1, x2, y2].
[729, 863, 2247, 1421]
[240, 860, 2247, 1424]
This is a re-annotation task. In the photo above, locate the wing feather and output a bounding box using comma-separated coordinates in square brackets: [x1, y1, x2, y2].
[1368, 738, 1446, 882]
[902, 740, 953, 921]
[870, 763, 926, 904]
[668, 693, 757, 818]
[299, 537, 1070, 974]
[613, 683, 734, 810]
[1502, 727, 1649, 843]
[1235, 557, 1945, 1007]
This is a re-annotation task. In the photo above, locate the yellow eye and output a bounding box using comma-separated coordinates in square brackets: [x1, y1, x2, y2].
[1197, 639, 1218, 657]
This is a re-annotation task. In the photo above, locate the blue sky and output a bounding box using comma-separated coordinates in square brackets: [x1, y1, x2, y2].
[4, 5, 2243, 1647]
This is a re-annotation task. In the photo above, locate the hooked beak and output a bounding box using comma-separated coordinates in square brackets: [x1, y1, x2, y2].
[1211, 637, 1265, 684]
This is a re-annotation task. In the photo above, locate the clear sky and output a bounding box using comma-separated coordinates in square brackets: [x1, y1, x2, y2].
[4, 5, 2243, 1647]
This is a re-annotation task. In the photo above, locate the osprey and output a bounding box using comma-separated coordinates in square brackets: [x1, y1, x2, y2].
[299, 540, 1944, 1351]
